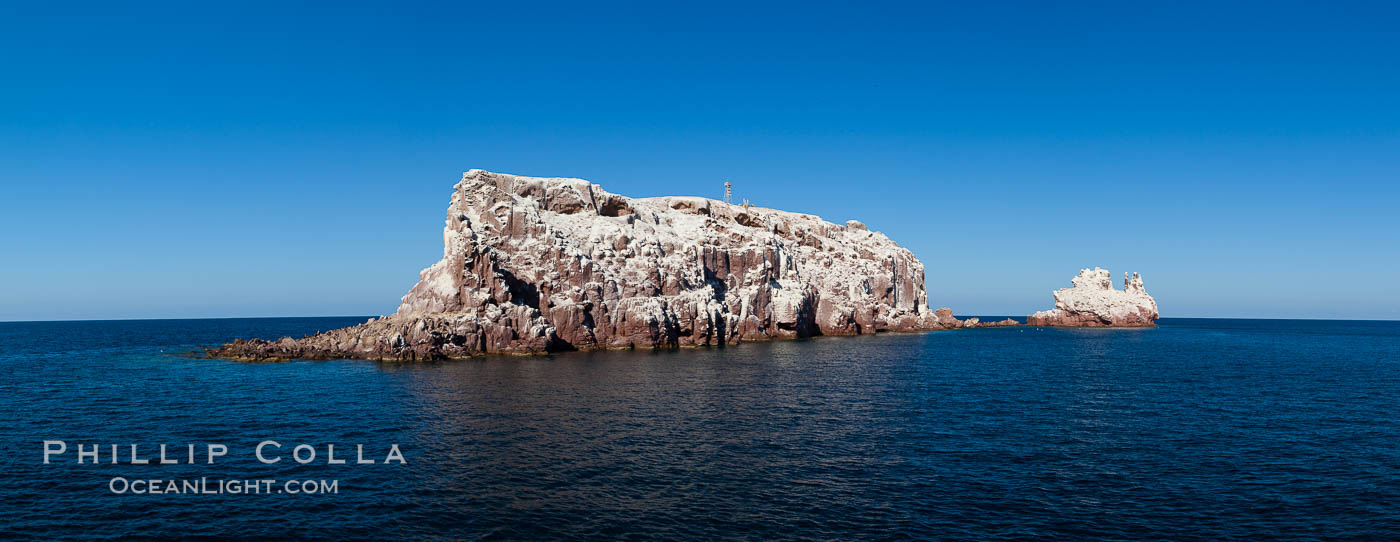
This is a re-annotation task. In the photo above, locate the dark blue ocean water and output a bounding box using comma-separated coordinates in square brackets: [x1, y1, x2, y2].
[2, 317, 1398, 540]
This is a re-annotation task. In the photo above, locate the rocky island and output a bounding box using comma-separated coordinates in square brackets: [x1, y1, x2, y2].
[212, 170, 1014, 361]
[1027, 268, 1159, 327]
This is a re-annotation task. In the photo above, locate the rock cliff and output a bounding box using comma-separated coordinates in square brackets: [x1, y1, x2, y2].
[1027, 268, 1159, 327]
[213, 170, 995, 361]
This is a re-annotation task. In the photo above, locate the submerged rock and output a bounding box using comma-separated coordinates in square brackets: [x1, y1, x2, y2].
[212, 170, 994, 361]
[1027, 268, 1159, 327]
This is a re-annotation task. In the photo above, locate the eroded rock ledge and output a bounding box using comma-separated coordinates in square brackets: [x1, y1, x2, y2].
[1027, 268, 1159, 327]
[211, 170, 1013, 361]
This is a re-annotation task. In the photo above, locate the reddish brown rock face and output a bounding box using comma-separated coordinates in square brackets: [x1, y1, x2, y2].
[211, 170, 992, 361]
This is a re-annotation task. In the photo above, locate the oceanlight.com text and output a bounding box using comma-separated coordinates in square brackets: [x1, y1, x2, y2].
[108, 477, 339, 495]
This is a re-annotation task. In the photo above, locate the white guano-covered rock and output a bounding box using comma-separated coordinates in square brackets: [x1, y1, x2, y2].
[1027, 267, 1159, 327]
[212, 170, 979, 361]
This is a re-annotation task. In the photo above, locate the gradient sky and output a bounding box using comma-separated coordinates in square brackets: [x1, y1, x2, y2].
[2, 1, 1397, 321]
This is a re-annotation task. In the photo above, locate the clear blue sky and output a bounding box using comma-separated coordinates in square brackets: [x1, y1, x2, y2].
[2, 1, 1397, 321]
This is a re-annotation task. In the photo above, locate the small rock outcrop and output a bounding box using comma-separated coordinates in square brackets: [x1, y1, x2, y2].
[1027, 268, 1159, 327]
[212, 170, 1000, 361]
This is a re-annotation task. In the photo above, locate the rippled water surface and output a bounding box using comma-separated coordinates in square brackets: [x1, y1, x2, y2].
[2, 317, 1399, 540]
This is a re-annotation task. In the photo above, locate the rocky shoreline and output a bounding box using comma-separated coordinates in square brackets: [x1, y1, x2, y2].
[207, 171, 1153, 362]
[209, 308, 1022, 362]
